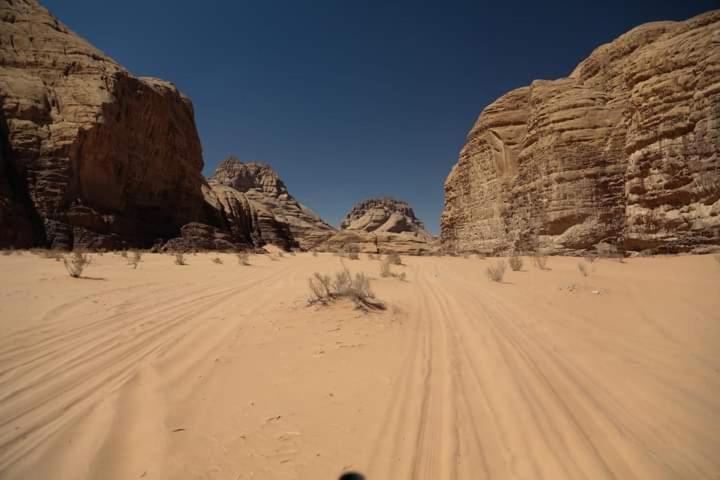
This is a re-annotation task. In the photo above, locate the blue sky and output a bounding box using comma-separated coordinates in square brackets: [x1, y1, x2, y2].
[44, 0, 718, 233]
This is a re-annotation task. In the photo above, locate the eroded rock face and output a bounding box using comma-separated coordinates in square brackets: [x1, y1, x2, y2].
[320, 197, 434, 254]
[442, 11, 720, 254]
[321, 230, 434, 255]
[0, 0, 205, 249]
[340, 197, 433, 240]
[207, 156, 336, 250]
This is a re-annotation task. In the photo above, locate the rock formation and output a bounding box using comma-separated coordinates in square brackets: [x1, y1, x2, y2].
[206, 156, 336, 250]
[442, 11, 720, 254]
[0, 0, 207, 249]
[321, 197, 434, 255]
[340, 197, 433, 240]
[0, 1, 334, 252]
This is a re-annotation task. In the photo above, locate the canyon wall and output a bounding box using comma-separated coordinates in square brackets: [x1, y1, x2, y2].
[442, 11, 720, 254]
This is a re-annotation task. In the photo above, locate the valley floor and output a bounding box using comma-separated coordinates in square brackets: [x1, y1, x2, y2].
[0, 251, 718, 479]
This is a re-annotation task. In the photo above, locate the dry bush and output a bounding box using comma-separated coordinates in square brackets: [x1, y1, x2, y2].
[212, 257, 223, 264]
[380, 259, 392, 278]
[462, 252, 470, 259]
[289, 250, 297, 256]
[312, 251, 318, 257]
[348, 251, 360, 260]
[584, 254, 596, 263]
[367, 253, 377, 260]
[308, 267, 384, 310]
[508, 255, 523, 271]
[31, 249, 63, 261]
[380, 257, 406, 280]
[120, 250, 128, 258]
[174, 253, 187, 266]
[532, 254, 549, 270]
[1, 249, 12, 256]
[596, 242, 625, 262]
[485, 260, 507, 282]
[45, 249, 63, 261]
[128, 250, 142, 269]
[64, 251, 91, 278]
[277, 251, 285, 258]
[237, 253, 250, 265]
[578, 262, 589, 277]
[387, 253, 402, 265]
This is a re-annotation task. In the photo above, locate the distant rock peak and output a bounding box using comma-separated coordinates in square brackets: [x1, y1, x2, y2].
[341, 197, 432, 240]
[211, 156, 288, 197]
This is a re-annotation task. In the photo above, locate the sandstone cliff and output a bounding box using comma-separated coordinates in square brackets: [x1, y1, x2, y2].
[442, 11, 720, 254]
[321, 197, 434, 255]
[0, 0, 207, 249]
[205, 156, 336, 250]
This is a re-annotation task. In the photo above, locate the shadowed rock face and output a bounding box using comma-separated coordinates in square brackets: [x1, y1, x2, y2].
[442, 11, 720, 254]
[206, 157, 336, 250]
[0, 0, 206, 249]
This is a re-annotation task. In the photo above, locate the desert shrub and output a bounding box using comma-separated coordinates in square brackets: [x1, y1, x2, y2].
[380, 257, 406, 280]
[312, 251, 318, 257]
[289, 250, 297, 256]
[277, 251, 285, 258]
[578, 262, 588, 277]
[462, 252, 470, 259]
[387, 253, 402, 265]
[380, 259, 392, 278]
[1, 249, 12, 256]
[532, 254, 549, 270]
[367, 253, 377, 260]
[31, 249, 63, 261]
[308, 273, 332, 300]
[64, 251, 91, 278]
[485, 260, 507, 282]
[120, 250, 128, 258]
[508, 255, 523, 271]
[237, 253, 250, 265]
[308, 267, 384, 310]
[212, 257, 223, 264]
[583, 254, 596, 263]
[348, 251, 360, 260]
[128, 250, 142, 269]
[174, 253, 187, 265]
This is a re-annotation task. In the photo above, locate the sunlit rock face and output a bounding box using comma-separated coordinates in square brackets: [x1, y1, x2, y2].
[317, 197, 435, 255]
[442, 11, 720, 254]
[207, 157, 336, 250]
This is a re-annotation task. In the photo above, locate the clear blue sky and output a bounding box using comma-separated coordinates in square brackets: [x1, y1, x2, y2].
[44, 0, 718, 233]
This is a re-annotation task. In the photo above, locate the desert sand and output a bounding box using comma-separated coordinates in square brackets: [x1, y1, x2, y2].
[0, 252, 718, 479]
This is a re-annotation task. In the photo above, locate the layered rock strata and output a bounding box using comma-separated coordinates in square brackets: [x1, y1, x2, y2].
[321, 197, 434, 254]
[0, 0, 206, 249]
[442, 11, 720, 254]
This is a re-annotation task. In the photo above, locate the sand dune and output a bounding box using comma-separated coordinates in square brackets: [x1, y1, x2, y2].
[0, 252, 718, 479]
